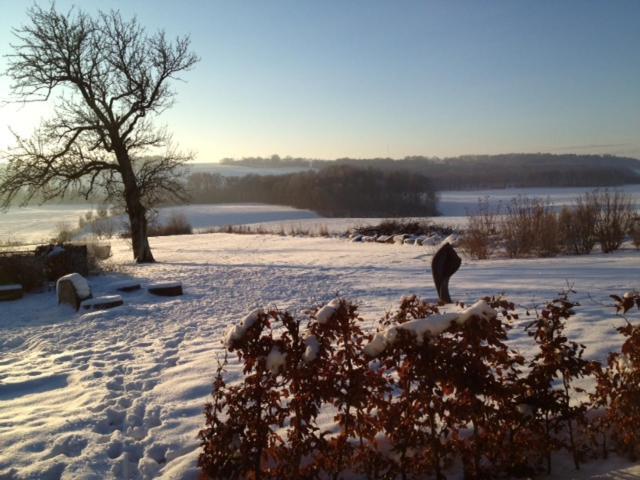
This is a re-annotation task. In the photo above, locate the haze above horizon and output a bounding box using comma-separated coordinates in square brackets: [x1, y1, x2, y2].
[0, 0, 639, 162]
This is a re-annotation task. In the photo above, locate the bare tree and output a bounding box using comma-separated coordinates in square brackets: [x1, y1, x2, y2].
[0, 4, 198, 262]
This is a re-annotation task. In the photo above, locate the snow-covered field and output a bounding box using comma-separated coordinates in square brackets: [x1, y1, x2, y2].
[1, 233, 640, 479]
[4, 183, 640, 243]
[438, 183, 640, 216]
[0, 204, 320, 244]
[0, 204, 97, 244]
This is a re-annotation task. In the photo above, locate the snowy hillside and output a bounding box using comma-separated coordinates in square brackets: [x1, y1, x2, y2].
[1, 234, 639, 478]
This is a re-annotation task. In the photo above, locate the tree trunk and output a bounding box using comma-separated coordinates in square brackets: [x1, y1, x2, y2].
[127, 196, 154, 263]
[117, 148, 155, 263]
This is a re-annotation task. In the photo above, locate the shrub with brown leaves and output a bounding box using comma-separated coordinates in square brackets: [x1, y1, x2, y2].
[199, 291, 640, 479]
[524, 293, 598, 473]
[592, 292, 640, 460]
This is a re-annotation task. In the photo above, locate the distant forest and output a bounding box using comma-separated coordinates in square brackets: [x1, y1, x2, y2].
[221, 153, 640, 190]
[186, 165, 438, 217]
[4, 153, 639, 215]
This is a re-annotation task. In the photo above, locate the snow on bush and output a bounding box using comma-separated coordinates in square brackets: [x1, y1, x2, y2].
[364, 300, 496, 357]
[265, 346, 287, 374]
[315, 298, 341, 324]
[223, 308, 263, 347]
[199, 292, 640, 479]
[302, 335, 320, 363]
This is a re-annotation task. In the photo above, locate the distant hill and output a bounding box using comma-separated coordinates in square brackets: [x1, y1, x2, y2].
[217, 153, 640, 190]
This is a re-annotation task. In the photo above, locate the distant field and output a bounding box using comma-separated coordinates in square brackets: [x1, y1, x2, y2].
[2, 184, 640, 243]
[438, 183, 640, 215]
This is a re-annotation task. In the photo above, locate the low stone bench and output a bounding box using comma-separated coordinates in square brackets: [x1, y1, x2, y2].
[57, 273, 92, 311]
[148, 282, 183, 297]
[111, 280, 142, 293]
[0, 284, 23, 301]
[81, 295, 124, 311]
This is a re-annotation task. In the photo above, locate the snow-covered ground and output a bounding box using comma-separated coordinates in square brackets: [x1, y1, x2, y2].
[1, 233, 639, 479]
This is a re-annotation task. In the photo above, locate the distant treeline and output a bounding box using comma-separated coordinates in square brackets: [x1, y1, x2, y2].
[186, 165, 438, 217]
[220, 153, 640, 189]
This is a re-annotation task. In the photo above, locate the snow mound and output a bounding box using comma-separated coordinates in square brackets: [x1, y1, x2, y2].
[224, 308, 263, 347]
[364, 300, 497, 357]
[456, 299, 497, 324]
[316, 298, 341, 324]
[56, 273, 91, 299]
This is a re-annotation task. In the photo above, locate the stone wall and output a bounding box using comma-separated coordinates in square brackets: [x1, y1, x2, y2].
[35, 244, 89, 281]
[0, 253, 46, 292]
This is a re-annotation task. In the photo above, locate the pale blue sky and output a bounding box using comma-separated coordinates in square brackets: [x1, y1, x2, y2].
[1, 0, 639, 161]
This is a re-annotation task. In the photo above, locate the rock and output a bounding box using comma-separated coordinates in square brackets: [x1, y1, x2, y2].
[148, 282, 183, 297]
[376, 235, 394, 243]
[393, 234, 408, 244]
[415, 235, 428, 246]
[57, 273, 92, 311]
[423, 235, 441, 246]
[350, 234, 363, 242]
[81, 295, 123, 311]
[431, 243, 461, 304]
[403, 235, 418, 245]
[0, 284, 23, 301]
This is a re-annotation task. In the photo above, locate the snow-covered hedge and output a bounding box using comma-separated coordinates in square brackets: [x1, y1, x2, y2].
[199, 292, 640, 479]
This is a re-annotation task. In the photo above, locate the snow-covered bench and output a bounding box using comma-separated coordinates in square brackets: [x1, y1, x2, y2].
[57, 273, 124, 311]
[0, 284, 23, 302]
[81, 295, 123, 311]
[148, 282, 183, 297]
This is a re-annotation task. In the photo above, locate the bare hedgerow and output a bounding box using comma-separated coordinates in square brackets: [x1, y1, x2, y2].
[585, 189, 635, 253]
[148, 212, 193, 237]
[52, 221, 76, 243]
[558, 196, 598, 255]
[529, 199, 560, 257]
[502, 196, 560, 258]
[629, 216, 640, 250]
[460, 197, 497, 260]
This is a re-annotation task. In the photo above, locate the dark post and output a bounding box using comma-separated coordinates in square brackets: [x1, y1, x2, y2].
[431, 243, 461, 303]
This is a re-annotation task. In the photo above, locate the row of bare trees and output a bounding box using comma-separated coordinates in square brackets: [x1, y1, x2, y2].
[461, 189, 639, 260]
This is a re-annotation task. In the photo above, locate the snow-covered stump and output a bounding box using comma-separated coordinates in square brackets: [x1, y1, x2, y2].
[56, 273, 92, 311]
[148, 282, 183, 297]
[80, 295, 124, 311]
[0, 284, 23, 301]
